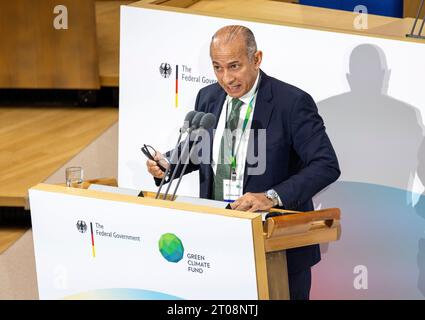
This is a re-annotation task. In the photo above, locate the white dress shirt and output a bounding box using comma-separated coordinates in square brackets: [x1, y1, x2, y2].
[212, 73, 260, 180]
[211, 72, 282, 206]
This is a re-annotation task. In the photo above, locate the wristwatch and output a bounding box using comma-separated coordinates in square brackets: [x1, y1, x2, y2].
[264, 189, 279, 207]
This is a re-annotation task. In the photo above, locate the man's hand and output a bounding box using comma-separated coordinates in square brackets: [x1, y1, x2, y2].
[230, 192, 274, 212]
[146, 151, 169, 179]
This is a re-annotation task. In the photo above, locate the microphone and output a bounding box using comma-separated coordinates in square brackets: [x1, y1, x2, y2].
[155, 110, 199, 199]
[198, 112, 216, 130]
[162, 112, 205, 200]
[170, 113, 217, 201]
[189, 111, 205, 130]
[181, 110, 197, 133]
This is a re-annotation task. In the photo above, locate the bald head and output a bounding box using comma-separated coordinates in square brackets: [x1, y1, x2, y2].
[209, 25, 262, 98]
[210, 25, 257, 61]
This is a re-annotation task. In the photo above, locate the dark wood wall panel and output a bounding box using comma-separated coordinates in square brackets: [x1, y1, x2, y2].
[404, 0, 425, 18]
[0, 0, 99, 89]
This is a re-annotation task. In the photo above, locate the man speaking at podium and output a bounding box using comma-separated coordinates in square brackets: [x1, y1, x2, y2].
[147, 25, 340, 300]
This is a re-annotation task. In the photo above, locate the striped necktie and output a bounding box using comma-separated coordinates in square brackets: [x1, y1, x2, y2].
[213, 98, 243, 201]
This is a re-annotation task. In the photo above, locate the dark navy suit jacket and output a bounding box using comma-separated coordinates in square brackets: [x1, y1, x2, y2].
[160, 70, 340, 274]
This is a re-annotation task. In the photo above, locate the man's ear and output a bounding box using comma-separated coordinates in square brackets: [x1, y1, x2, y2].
[254, 51, 263, 69]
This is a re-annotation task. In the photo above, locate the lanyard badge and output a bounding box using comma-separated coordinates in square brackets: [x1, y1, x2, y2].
[222, 77, 260, 202]
[231, 157, 237, 181]
[223, 95, 256, 202]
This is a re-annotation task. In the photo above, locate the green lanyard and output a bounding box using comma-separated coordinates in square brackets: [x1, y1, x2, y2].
[225, 94, 256, 180]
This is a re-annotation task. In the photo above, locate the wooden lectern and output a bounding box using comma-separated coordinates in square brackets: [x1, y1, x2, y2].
[264, 207, 340, 299]
[29, 179, 340, 300]
[143, 187, 341, 300]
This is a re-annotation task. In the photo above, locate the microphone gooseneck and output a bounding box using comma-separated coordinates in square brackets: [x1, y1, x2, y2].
[162, 112, 205, 200]
[170, 113, 217, 201]
[155, 111, 200, 199]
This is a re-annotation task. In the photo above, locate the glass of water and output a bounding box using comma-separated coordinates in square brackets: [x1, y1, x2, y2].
[65, 167, 84, 188]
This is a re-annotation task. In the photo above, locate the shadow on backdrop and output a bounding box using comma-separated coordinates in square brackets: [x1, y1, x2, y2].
[416, 137, 425, 295]
[313, 44, 425, 298]
[319, 43, 423, 190]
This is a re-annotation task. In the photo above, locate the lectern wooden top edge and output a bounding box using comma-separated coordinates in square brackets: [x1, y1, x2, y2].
[30, 183, 261, 220]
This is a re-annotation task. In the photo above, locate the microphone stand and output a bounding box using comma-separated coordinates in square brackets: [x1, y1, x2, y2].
[170, 128, 203, 201]
[162, 128, 194, 200]
[155, 126, 185, 199]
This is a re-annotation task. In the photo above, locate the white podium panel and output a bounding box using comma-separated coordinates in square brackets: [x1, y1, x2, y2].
[29, 184, 266, 300]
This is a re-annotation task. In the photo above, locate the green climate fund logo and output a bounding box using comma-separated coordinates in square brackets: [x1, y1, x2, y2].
[158, 233, 184, 263]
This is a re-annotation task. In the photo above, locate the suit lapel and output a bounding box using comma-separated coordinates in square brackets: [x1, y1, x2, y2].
[208, 89, 227, 128]
[207, 88, 226, 152]
[243, 71, 274, 190]
[204, 88, 226, 197]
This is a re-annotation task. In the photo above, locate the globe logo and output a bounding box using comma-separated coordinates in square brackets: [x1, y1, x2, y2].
[158, 233, 184, 263]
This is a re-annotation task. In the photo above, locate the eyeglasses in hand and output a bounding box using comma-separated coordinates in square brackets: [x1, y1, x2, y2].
[141, 144, 167, 172]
